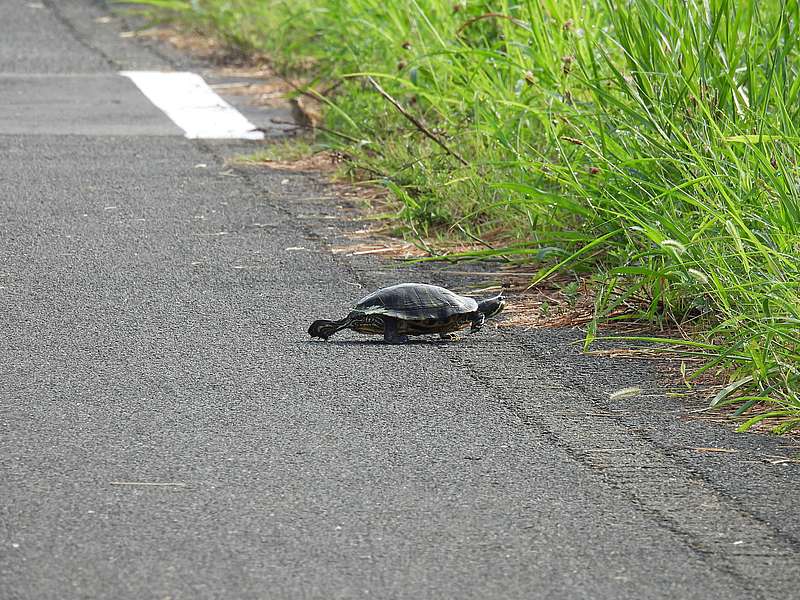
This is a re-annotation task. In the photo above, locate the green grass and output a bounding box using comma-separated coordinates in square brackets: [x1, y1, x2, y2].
[128, 0, 800, 432]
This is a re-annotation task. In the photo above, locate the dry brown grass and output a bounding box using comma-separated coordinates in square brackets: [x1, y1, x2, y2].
[246, 150, 346, 173]
[330, 237, 428, 260]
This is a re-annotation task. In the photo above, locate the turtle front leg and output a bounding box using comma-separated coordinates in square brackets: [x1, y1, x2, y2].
[383, 317, 409, 344]
[469, 312, 486, 334]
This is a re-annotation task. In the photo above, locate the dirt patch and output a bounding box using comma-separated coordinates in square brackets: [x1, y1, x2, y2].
[123, 25, 274, 68]
[240, 150, 345, 173]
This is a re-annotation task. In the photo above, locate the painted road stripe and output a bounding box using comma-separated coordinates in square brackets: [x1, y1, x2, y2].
[120, 71, 264, 140]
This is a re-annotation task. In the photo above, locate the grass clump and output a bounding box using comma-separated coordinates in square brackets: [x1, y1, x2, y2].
[129, 0, 800, 431]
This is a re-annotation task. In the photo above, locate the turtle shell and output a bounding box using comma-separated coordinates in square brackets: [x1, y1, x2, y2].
[353, 283, 478, 321]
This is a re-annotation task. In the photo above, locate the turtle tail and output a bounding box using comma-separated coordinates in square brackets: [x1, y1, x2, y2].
[308, 317, 352, 340]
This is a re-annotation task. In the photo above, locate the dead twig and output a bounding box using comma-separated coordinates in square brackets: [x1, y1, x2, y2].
[366, 76, 469, 166]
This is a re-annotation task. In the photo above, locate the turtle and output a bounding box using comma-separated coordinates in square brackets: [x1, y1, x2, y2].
[308, 283, 506, 344]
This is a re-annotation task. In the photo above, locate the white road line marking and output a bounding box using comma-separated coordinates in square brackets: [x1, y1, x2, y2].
[120, 71, 265, 140]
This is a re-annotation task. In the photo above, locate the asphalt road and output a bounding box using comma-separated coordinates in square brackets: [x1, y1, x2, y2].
[1, 1, 799, 598]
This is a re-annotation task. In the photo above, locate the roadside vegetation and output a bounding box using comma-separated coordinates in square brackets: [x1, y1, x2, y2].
[129, 0, 800, 432]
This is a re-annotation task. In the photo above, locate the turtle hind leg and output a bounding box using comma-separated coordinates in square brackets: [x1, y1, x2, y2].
[383, 317, 409, 344]
[439, 332, 457, 340]
[469, 312, 486, 334]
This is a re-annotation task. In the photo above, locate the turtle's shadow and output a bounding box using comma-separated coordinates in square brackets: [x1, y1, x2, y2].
[305, 338, 454, 346]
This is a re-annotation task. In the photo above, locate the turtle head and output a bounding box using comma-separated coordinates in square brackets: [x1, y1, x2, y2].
[308, 319, 337, 340]
[309, 318, 351, 340]
[478, 294, 506, 319]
